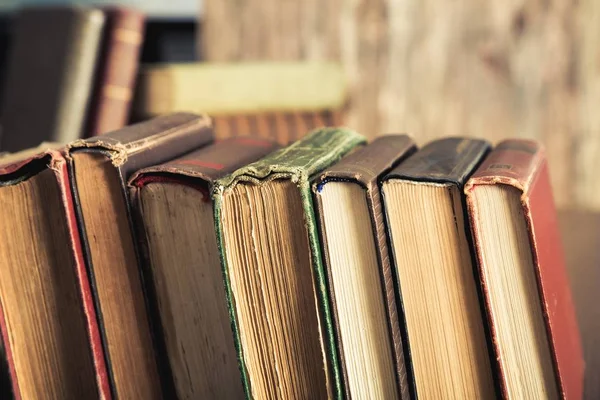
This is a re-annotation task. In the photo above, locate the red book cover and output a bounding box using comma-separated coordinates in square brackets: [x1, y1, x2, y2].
[465, 140, 584, 399]
[0, 150, 110, 399]
[86, 8, 145, 137]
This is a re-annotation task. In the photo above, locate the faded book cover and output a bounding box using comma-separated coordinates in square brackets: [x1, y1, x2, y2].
[212, 128, 365, 399]
[0, 150, 110, 399]
[128, 137, 279, 398]
[312, 135, 417, 399]
[86, 8, 145, 137]
[465, 140, 584, 399]
[0, 7, 105, 151]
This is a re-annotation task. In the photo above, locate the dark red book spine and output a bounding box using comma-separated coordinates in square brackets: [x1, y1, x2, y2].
[87, 9, 145, 137]
[465, 140, 584, 399]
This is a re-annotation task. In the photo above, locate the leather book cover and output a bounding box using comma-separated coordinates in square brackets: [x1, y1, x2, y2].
[66, 113, 213, 397]
[465, 140, 584, 399]
[0, 7, 105, 151]
[69, 112, 213, 184]
[127, 137, 279, 397]
[312, 135, 417, 399]
[381, 137, 492, 396]
[212, 128, 366, 399]
[86, 8, 145, 137]
[384, 137, 491, 186]
[0, 150, 110, 399]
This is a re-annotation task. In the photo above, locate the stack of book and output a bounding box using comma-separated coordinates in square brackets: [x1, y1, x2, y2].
[0, 6, 145, 149]
[0, 113, 583, 399]
[0, 5, 346, 152]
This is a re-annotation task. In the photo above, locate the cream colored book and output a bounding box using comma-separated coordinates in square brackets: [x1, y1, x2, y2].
[133, 62, 347, 117]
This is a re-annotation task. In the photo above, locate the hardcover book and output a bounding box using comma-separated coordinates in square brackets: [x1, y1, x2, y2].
[86, 8, 145, 137]
[465, 140, 584, 399]
[66, 113, 213, 398]
[0, 150, 109, 399]
[381, 138, 495, 398]
[128, 137, 279, 399]
[212, 128, 365, 399]
[312, 135, 417, 399]
[0, 6, 105, 151]
[132, 62, 347, 118]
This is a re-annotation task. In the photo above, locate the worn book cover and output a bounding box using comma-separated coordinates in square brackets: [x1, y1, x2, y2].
[212, 128, 365, 399]
[133, 62, 347, 118]
[128, 137, 279, 399]
[381, 138, 495, 398]
[0, 150, 110, 399]
[465, 140, 584, 399]
[86, 8, 145, 137]
[0, 7, 105, 151]
[67, 113, 213, 398]
[312, 135, 416, 399]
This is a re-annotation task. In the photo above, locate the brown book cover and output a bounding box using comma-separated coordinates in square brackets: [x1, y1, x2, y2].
[66, 113, 213, 398]
[128, 137, 279, 398]
[312, 135, 417, 399]
[86, 8, 145, 137]
[212, 109, 343, 144]
[465, 140, 584, 399]
[0, 6, 105, 151]
[381, 138, 495, 398]
[0, 150, 110, 399]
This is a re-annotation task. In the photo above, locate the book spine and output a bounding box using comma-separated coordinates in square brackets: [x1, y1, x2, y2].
[465, 140, 584, 399]
[54, 10, 106, 143]
[54, 153, 112, 399]
[0, 151, 112, 399]
[87, 10, 144, 137]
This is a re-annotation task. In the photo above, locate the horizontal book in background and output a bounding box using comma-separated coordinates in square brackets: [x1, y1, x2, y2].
[0, 6, 105, 151]
[465, 140, 584, 398]
[128, 137, 279, 399]
[86, 8, 145, 137]
[212, 128, 365, 398]
[381, 138, 495, 398]
[132, 62, 347, 118]
[312, 135, 417, 399]
[212, 110, 343, 144]
[0, 150, 109, 399]
[66, 113, 213, 399]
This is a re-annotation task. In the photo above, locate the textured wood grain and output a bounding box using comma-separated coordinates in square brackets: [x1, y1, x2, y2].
[202, 0, 600, 207]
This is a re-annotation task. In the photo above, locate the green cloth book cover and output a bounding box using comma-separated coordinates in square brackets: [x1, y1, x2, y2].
[212, 127, 365, 399]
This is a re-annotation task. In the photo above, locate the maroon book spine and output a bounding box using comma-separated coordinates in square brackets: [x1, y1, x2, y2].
[465, 140, 584, 399]
[87, 8, 144, 137]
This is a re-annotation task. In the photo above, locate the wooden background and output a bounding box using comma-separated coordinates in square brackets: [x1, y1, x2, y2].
[202, 0, 600, 209]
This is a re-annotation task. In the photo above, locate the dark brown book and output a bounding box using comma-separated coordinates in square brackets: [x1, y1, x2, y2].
[128, 137, 279, 399]
[312, 135, 416, 399]
[66, 113, 213, 398]
[0, 149, 110, 399]
[381, 138, 495, 398]
[0, 6, 105, 151]
[465, 140, 584, 399]
[86, 8, 145, 137]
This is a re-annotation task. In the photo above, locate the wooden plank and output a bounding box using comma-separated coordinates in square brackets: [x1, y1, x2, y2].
[202, 0, 600, 207]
